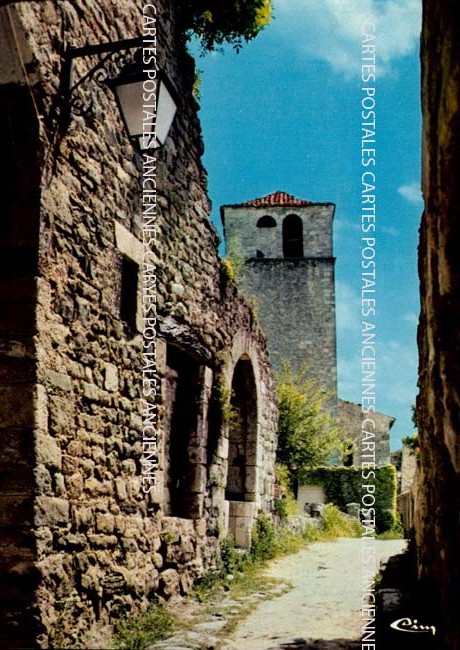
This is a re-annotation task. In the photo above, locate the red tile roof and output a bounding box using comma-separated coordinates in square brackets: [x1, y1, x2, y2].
[223, 191, 332, 208]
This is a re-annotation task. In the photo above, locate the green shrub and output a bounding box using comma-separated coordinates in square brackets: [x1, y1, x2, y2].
[273, 496, 289, 519]
[301, 524, 321, 543]
[220, 258, 236, 286]
[377, 512, 404, 540]
[216, 379, 238, 426]
[250, 512, 276, 562]
[320, 504, 362, 538]
[219, 535, 250, 575]
[193, 569, 224, 601]
[299, 465, 398, 533]
[272, 530, 308, 555]
[273, 494, 298, 519]
[374, 465, 398, 532]
[402, 433, 420, 461]
[220, 238, 246, 288]
[274, 464, 299, 516]
[114, 602, 176, 650]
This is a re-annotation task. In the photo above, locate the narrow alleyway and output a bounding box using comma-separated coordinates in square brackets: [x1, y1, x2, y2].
[221, 538, 406, 650]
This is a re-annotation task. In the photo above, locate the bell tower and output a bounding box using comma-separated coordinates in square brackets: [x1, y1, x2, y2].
[221, 190, 338, 416]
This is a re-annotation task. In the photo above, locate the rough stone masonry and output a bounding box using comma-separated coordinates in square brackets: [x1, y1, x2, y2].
[0, 1, 277, 647]
[415, 2, 460, 649]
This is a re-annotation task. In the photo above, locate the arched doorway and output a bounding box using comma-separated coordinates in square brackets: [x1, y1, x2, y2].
[225, 356, 258, 547]
[226, 357, 258, 501]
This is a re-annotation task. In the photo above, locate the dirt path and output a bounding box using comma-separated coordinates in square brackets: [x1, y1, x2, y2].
[221, 538, 406, 650]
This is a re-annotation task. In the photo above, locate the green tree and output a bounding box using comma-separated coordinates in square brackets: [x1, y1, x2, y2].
[402, 433, 420, 460]
[177, 0, 272, 52]
[276, 362, 339, 483]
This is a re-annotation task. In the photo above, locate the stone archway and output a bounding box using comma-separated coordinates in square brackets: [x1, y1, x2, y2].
[226, 356, 258, 503]
[224, 354, 260, 548]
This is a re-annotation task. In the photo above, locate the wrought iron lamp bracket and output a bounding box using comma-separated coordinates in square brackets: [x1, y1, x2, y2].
[60, 36, 143, 129]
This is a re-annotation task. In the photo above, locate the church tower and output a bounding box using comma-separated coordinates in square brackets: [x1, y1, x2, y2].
[221, 191, 338, 416]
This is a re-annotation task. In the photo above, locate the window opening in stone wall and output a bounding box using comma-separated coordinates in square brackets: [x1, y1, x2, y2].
[120, 256, 138, 332]
[164, 345, 202, 518]
[226, 356, 258, 502]
[256, 216, 277, 258]
[282, 214, 304, 258]
[257, 215, 277, 228]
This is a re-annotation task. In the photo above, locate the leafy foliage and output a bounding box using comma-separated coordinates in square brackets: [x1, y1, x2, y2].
[319, 503, 362, 538]
[220, 236, 246, 288]
[217, 379, 237, 425]
[299, 465, 398, 534]
[377, 512, 404, 539]
[402, 433, 420, 460]
[192, 69, 202, 100]
[220, 245, 246, 291]
[276, 362, 339, 482]
[250, 512, 276, 561]
[220, 258, 236, 286]
[374, 466, 398, 532]
[177, 0, 272, 52]
[114, 601, 176, 649]
[219, 535, 251, 574]
[273, 464, 299, 518]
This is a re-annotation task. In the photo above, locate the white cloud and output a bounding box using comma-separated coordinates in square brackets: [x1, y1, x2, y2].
[335, 281, 361, 332]
[334, 219, 361, 233]
[337, 353, 362, 397]
[398, 181, 423, 204]
[404, 311, 419, 327]
[274, 0, 421, 77]
[380, 339, 418, 405]
[381, 225, 399, 237]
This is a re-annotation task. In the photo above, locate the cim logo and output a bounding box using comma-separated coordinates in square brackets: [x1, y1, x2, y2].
[390, 617, 436, 636]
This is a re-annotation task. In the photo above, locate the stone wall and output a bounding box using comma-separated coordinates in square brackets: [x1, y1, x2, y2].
[338, 399, 392, 467]
[222, 200, 337, 417]
[239, 259, 336, 405]
[415, 2, 460, 648]
[391, 444, 417, 495]
[400, 445, 417, 494]
[0, 6, 47, 645]
[0, 1, 278, 648]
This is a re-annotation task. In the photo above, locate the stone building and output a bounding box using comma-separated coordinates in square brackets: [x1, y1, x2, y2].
[392, 444, 417, 535]
[0, 1, 278, 647]
[338, 398, 393, 467]
[415, 2, 460, 648]
[221, 191, 338, 416]
[391, 443, 417, 495]
[390, 450, 402, 488]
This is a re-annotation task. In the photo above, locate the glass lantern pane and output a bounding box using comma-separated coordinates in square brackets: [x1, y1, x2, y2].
[115, 80, 145, 139]
[156, 80, 177, 146]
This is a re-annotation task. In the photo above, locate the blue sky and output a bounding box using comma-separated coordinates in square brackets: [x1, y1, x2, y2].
[190, 0, 422, 450]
